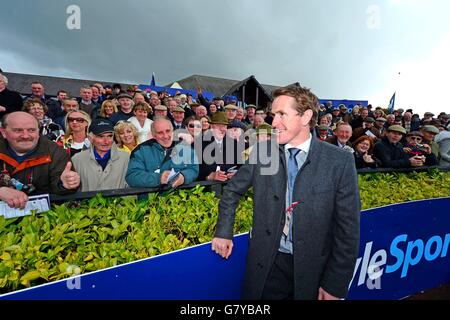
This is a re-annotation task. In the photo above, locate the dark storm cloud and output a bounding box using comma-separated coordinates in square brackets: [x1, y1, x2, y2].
[1, 0, 450, 105]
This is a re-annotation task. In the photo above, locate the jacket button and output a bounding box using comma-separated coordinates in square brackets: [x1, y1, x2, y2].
[273, 195, 279, 201]
[266, 229, 271, 236]
[257, 262, 263, 269]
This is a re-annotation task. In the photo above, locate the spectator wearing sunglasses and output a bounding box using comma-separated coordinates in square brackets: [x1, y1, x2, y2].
[403, 131, 437, 166]
[63, 110, 91, 157]
[177, 115, 202, 146]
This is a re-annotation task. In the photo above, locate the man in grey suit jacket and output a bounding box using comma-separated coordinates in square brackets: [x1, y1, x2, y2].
[212, 86, 360, 300]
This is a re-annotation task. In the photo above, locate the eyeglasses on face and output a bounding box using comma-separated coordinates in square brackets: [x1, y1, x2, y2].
[68, 117, 87, 123]
[409, 137, 422, 141]
[188, 124, 202, 128]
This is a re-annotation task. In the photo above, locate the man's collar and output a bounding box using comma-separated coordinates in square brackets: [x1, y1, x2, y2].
[285, 133, 312, 154]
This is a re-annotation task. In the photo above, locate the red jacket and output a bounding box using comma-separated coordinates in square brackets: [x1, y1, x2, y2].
[0, 136, 76, 195]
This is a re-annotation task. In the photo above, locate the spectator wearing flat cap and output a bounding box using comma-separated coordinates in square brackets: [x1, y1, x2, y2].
[420, 125, 440, 159]
[128, 102, 153, 143]
[72, 118, 129, 192]
[199, 112, 242, 182]
[316, 124, 333, 141]
[242, 123, 274, 161]
[171, 106, 186, 130]
[242, 104, 256, 125]
[227, 119, 247, 145]
[374, 117, 387, 137]
[109, 93, 135, 125]
[373, 125, 425, 168]
[435, 123, 450, 167]
[224, 104, 238, 122]
[403, 131, 437, 167]
[153, 104, 168, 118]
[350, 117, 380, 142]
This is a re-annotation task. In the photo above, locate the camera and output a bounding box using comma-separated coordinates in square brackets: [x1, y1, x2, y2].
[412, 144, 427, 154]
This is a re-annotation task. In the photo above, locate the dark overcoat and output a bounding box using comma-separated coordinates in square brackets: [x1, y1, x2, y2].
[215, 137, 360, 299]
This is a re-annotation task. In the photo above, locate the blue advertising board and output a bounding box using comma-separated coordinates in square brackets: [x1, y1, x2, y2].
[1, 197, 449, 300]
[347, 197, 450, 299]
[319, 99, 369, 113]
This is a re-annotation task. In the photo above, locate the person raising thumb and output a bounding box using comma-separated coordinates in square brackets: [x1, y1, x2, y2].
[60, 161, 80, 190]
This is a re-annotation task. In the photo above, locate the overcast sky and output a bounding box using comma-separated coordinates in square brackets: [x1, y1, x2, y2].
[1, 0, 449, 116]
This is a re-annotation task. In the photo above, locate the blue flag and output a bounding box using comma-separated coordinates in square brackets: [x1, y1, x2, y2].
[150, 72, 156, 86]
[388, 92, 396, 114]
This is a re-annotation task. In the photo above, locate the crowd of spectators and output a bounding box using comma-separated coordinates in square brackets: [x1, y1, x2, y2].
[0, 72, 449, 205]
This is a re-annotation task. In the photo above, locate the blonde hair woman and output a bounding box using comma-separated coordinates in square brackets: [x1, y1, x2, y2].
[128, 102, 153, 143]
[114, 121, 140, 154]
[63, 110, 91, 157]
[99, 100, 118, 119]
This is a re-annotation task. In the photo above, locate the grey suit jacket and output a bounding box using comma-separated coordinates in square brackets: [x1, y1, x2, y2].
[215, 137, 360, 299]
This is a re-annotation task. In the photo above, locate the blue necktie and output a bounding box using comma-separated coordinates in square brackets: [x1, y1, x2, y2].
[288, 148, 300, 204]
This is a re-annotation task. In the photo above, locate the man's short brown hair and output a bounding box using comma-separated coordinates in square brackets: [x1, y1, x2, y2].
[272, 86, 319, 129]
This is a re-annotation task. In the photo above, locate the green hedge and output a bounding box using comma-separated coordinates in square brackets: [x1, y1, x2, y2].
[1, 170, 450, 293]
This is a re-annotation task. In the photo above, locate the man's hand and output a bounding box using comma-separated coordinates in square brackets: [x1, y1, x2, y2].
[422, 144, 432, 154]
[226, 171, 236, 179]
[207, 171, 228, 182]
[409, 155, 424, 167]
[60, 162, 80, 189]
[171, 173, 185, 188]
[0, 187, 28, 209]
[0, 105, 6, 112]
[212, 237, 233, 259]
[160, 170, 170, 185]
[403, 147, 412, 153]
[362, 153, 375, 164]
[317, 287, 340, 300]
[196, 87, 202, 95]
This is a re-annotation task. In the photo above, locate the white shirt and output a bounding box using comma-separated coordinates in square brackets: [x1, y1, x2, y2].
[129, 116, 153, 143]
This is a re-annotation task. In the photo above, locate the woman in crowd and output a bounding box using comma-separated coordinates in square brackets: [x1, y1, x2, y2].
[200, 115, 211, 133]
[128, 102, 153, 143]
[352, 135, 380, 169]
[63, 110, 91, 157]
[177, 115, 203, 146]
[114, 121, 140, 154]
[23, 98, 65, 145]
[98, 100, 118, 119]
